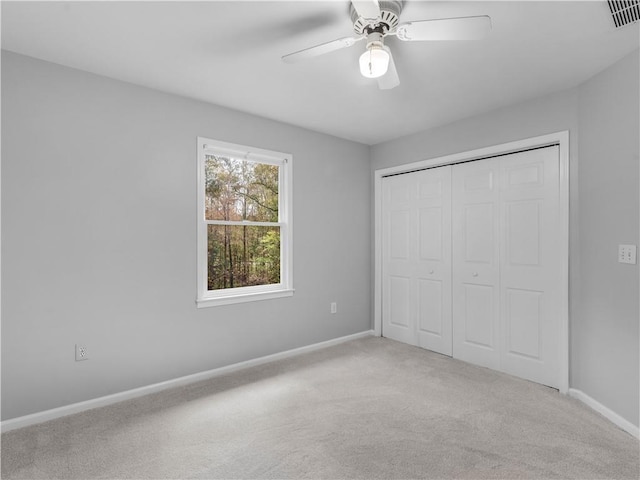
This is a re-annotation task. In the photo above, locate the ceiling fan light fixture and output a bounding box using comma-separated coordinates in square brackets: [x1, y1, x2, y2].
[282, 1, 491, 91]
[359, 43, 389, 78]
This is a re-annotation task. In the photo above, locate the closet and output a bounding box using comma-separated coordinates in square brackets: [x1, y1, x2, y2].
[381, 146, 562, 388]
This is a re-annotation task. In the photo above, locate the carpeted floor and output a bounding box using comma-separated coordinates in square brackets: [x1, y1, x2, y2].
[1, 336, 638, 479]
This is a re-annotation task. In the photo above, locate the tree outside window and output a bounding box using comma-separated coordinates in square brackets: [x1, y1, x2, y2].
[197, 138, 293, 307]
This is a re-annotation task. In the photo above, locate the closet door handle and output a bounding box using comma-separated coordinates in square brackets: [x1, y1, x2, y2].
[472, 272, 479, 277]
[429, 270, 434, 274]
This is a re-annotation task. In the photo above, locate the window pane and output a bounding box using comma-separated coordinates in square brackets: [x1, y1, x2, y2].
[205, 155, 279, 222]
[207, 225, 280, 290]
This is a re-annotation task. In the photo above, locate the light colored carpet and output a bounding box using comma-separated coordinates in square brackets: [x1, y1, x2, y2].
[1, 336, 638, 479]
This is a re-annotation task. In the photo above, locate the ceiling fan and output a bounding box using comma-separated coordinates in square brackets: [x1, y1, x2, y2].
[282, 0, 491, 90]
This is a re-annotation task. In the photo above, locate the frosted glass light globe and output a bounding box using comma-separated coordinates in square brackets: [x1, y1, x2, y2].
[359, 45, 390, 78]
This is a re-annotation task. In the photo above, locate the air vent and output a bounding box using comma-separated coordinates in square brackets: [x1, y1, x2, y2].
[607, 0, 639, 28]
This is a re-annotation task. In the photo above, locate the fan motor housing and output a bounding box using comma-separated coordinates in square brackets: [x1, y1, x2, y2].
[351, 0, 403, 35]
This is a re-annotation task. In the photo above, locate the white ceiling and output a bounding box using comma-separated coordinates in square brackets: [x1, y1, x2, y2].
[2, 1, 638, 145]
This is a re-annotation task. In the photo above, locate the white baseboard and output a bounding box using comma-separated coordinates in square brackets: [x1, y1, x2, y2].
[1, 330, 375, 433]
[568, 388, 639, 439]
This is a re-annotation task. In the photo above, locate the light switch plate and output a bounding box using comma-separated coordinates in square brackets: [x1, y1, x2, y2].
[618, 244, 637, 264]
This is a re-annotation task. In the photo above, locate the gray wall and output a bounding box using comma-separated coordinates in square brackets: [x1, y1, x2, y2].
[1, 51, 372, 420]
[371, 50, 639, 427]
[575, 51, 639, 425]
[3, 48, 639, 428]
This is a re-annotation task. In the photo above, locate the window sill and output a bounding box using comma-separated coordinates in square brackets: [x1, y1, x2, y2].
[196, 288, 294, 308]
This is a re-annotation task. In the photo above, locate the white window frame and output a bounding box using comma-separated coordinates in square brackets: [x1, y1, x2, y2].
[196, 137, 293, 307]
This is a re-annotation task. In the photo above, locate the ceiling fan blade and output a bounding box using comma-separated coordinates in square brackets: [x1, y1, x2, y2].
[351, 0, 381, 20]
[377, 47, 399, 90]
[396, 15, 492, 42]
[282, 36, 363, 63]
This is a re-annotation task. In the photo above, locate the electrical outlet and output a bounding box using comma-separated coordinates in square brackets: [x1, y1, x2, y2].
[75, 344, 88, 361]
[618, 244, 637, 264]
[331, 302, 337, 314]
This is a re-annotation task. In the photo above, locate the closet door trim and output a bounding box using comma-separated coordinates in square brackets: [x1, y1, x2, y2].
[374, 131, 569, 393]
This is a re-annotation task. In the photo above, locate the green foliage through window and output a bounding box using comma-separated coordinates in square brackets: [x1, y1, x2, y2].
[205, 156, 278, 222]
[205, 155, 280, 290]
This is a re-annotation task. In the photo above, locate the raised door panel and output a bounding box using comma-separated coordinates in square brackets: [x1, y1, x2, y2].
[382, 274, 416, 345]
[418, 279, 443, 336]
[418, 175, 443, 199]
[505, 200, 541, 268]
[463, 284, 495, 349]
[463, 203, 495, 264]
[505, 288, 542, 359]
[389, 276, 411, 328]
[419, 207, 442, 261]
[463, 169, 494, 192]
[390, 210, 411, 260]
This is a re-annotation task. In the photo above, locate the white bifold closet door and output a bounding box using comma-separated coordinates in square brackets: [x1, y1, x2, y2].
[382, 146, 562, 389]
[382, 166, 452, 355]
[453, 147, 561, 387]
[451, 158, 502, 370]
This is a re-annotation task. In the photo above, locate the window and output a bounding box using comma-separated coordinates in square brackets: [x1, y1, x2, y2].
[197, 137, 293, 307]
